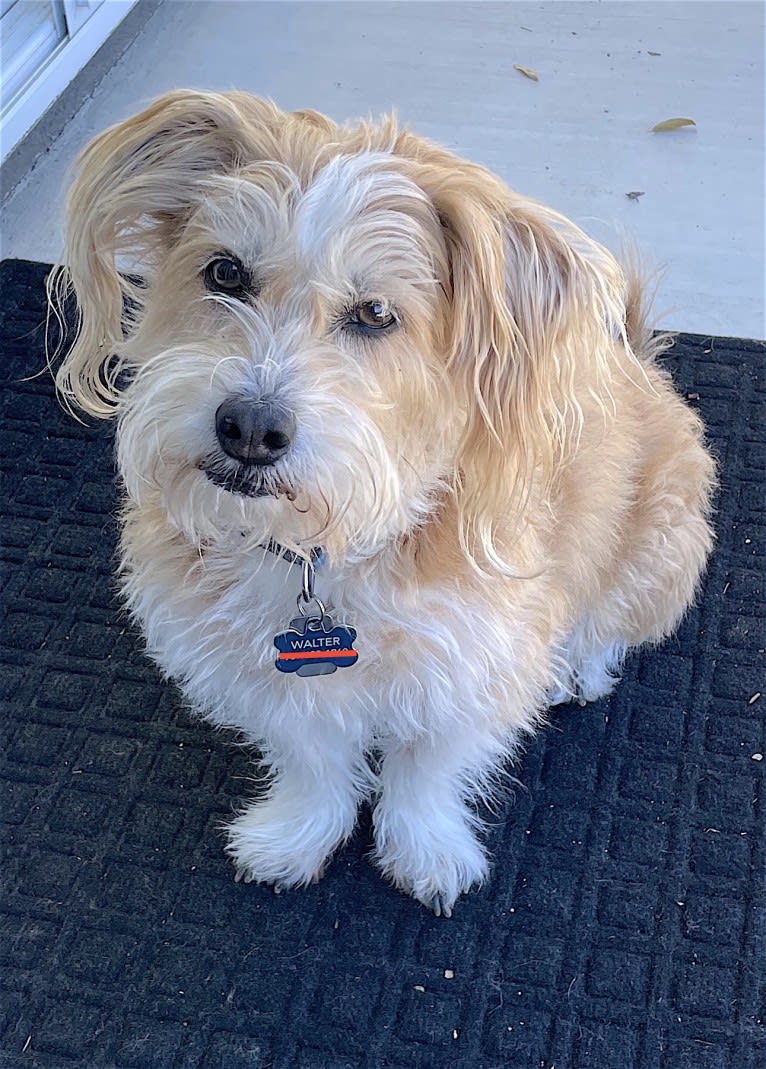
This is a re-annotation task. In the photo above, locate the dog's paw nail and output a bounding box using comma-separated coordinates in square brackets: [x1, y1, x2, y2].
[234, 866, 253, 884]
[273, 882, 284, 895]
[310, 866, 326, 885]
[427, 894, 453, 918]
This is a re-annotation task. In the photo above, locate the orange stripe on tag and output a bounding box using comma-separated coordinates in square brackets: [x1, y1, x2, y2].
[277, 649, 358, 661]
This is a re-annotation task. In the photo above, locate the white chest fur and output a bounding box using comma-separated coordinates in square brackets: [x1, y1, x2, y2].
[119, 520, 554, 750]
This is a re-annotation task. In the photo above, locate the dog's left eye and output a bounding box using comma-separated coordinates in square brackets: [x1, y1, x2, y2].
[349, 301, 397, 333]
[204, 257, 249, 298]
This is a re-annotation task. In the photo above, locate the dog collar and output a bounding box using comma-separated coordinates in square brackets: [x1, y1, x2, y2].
[259, 539, 326, 569]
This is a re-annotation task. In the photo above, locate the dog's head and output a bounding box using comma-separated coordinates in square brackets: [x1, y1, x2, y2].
[54, 90, 628, 565]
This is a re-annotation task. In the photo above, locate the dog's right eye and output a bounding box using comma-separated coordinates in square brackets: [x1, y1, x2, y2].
[204, 257, 249, 298]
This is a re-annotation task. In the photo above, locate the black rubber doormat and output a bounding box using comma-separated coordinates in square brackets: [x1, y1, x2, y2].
[1, 258, 764, 1069]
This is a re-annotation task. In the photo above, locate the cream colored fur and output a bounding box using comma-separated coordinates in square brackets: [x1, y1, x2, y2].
[51, 91, 716, 914]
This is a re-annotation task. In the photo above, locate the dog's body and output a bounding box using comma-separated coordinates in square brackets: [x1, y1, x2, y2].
[53, 92, 715, 914]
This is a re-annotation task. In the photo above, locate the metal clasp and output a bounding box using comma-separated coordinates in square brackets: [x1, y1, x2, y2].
[297, 557, 326, 619]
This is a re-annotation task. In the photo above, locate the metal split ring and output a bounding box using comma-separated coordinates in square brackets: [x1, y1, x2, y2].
[297, 595, 327, 621]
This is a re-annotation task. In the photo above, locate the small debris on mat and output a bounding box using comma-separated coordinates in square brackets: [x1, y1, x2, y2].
[651, 117, 697, 133]
[626, 191, 645, 200]
[514, 64, 539, 81]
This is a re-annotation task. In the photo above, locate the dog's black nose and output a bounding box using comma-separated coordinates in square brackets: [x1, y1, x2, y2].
[214, 397, 295, 466]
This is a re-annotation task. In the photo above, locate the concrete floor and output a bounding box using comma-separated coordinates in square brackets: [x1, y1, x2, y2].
[2, 0, 764, 338]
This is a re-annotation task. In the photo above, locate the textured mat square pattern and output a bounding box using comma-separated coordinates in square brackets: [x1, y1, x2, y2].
[1, 259, 764, 1069]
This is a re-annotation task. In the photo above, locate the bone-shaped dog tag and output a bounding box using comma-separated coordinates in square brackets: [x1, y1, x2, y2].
[274, 613, 359, 677]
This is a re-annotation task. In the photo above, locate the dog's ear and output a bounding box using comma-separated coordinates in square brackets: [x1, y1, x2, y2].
[399, 139, 628, 571]
[52, 90, 263, 416]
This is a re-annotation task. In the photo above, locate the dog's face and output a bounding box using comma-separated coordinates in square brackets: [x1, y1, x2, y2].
[55, 91, 628, 564]
[116, 152, 457, 556]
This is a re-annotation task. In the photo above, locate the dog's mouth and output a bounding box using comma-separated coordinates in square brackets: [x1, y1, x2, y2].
[199, 462, 292, 500]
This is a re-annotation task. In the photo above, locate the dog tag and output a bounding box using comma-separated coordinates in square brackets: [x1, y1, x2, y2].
[274, 613, 359, 677]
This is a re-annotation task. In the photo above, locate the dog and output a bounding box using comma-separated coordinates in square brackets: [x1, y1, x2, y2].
[51, 90, 716, 915]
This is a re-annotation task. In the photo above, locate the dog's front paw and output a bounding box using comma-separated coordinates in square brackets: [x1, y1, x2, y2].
[224, 797, 348, 890]
[373, 812, 489, 917]
[232, 862, 327, 894]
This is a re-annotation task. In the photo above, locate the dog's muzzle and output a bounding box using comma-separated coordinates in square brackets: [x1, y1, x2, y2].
[199, 395, 296, 498]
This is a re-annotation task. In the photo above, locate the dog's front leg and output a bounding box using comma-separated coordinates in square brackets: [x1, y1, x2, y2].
[225, 722, 373, 891]
[373, 730, 501, 916]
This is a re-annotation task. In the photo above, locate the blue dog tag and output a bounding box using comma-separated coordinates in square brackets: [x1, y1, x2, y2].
[274, 614, 358, 677]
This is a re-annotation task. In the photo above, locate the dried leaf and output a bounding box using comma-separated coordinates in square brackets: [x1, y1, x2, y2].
[651, 117, 696, 133]
[514, 64, 539, 81]
[625, 191, 645, 200]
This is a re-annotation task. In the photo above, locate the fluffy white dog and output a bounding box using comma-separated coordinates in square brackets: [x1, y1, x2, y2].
[52, 91, 715, 915]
